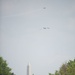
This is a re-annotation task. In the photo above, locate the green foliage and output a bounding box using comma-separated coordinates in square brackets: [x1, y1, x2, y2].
[49, 59, 75, 75]
[0, 57, 12, 75]
[49, 73, 54, 75]
[55, 70, 59, 75]
[59, 59, 75, 75]
[67, 59, 75, 75]
[59, 63, 67, 75]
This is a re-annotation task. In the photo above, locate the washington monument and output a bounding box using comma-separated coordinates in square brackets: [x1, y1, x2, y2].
[27, 63, 32, 75]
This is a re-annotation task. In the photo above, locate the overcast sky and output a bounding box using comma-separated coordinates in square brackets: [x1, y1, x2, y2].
[0, 0, 75, 75]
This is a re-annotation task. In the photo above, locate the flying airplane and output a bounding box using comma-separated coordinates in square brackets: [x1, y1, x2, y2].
[43, 27, 46, 29]
[43, 7, 46, 9]
[43, 27, 50, 29]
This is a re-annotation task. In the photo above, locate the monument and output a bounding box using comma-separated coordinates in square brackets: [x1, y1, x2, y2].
[27, 63, 32, 75]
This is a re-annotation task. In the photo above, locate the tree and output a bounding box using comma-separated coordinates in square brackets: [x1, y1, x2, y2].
[55, 70, 59, 75]
[49, 59, 75, 75]
[0, 56, 12, 75]
[49, 73, 54, 75]
[59, 63, 67, 75]
[66, 59, 75, 75]
[59, 59, 75, 75]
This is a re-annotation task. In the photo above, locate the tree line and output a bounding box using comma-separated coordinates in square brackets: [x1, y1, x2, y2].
[0, 56, 15, 75]
[49, 59, 75, 75]
[0, 56, 75, 75]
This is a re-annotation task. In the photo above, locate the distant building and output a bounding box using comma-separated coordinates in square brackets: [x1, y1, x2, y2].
[27, 63, 32, 75]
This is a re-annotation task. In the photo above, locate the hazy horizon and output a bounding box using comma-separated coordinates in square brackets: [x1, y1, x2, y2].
[0, 0, 75, 75]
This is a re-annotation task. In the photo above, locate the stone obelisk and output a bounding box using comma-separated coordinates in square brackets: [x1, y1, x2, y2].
[27, 63, 32, 75]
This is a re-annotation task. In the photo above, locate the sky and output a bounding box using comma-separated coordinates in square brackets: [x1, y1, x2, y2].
[0, 0, 75, 75]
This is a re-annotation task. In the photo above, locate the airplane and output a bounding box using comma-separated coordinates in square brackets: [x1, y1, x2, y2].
[43, 27, 50, 29]
[43, 7, 46, 9]
[43, 27, 46, 29]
